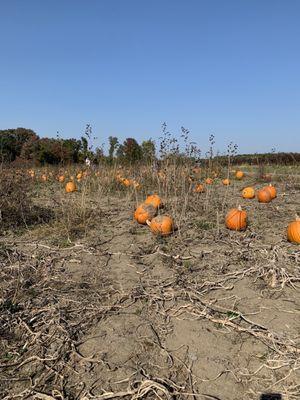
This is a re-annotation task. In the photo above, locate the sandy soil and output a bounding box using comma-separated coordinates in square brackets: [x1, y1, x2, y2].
[0, 178, 299, 400]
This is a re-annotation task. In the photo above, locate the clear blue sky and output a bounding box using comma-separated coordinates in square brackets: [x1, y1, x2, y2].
[1, 0, 300, 154]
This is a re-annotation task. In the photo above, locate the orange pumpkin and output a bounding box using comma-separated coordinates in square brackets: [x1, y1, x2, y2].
[41, 174, 48, 182]
[263, 184, 277, 199]
[194, 183, 205, 193]
[28, 169, 35, 178]
[225, 206, 247, 231]
[134, 203, 157, 225]
[287, 216, 300, 244]
[242, 187, 255, 199]
[65, 181, 77, 193]
[222, 178, 230, 186]
[235, 170, 244, 180]
[58, 175, 65, 183]
[205, 178, 213, 185]
[122, 178, 132, 187]
[146, 215, 174, 236]
[257, 189, 272, 203]
[76, 172, 83, 180]
[145, 194, 163, 209]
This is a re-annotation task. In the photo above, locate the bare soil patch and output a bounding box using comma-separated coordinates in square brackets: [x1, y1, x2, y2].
[0, 176, 299, 400]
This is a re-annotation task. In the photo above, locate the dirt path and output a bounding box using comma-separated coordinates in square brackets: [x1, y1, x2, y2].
[1, 189, 300, 400]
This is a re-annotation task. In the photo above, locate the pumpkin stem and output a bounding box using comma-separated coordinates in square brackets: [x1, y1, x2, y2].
[146, 219, 151, 227]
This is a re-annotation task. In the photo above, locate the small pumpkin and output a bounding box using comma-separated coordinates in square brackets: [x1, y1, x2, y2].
[194, 183, 205, 193]
[134, 203, 157, 225]
[122, 178, 132, 187]
[263, 184, 277, 199]
[146, 215, 174, 236]
[257, 189, 272, 203]
[287, 216, 300, 244]
[76, 172, 83, 180]
[41, 174, 48, 182]
[145, 194, 163, 209]
[65, 181, 77, 193]
[242, 187, 255, 199]
[58, 175, 65, 183]
[205, 178, 213, 185]
[222, 178, 230, 186]
[225, 205, 247, 231]
[235, 170, 244, 180]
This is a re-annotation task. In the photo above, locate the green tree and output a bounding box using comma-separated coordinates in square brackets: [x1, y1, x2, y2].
[141, 139, 156, 162]
[0, 128, 38, 162]
[108, 136, 119, 162]
[122, 138, 142, 164]
[116, 144, 124, 160]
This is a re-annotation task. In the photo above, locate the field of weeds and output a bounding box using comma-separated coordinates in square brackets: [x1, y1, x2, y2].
[0, 163, 299, 400]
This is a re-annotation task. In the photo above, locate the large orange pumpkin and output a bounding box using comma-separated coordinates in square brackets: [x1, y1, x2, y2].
[287, 216, 300, 244]
[146, 215, 174, 236]
[134, 203, 157, 225]
[242, 187, 255, 199]
[257, 189, 272, 203]
[235, 170, 244, 180]
[225, 206, 247, 231]
[65, 181, 77, 193]
[263, 184, 277, 199]
[145, 194, 163, 209]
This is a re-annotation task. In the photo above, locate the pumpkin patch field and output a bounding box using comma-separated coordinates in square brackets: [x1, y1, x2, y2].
[0, 164, 300, 400]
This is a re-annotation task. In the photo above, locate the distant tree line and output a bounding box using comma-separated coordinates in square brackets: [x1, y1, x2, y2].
[0, 127, 156, 165]
[0, 127, 299, 166]
[214, 152, 300, 166]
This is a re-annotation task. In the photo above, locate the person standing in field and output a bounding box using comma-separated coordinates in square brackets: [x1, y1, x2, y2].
[85, 157, 91, 168]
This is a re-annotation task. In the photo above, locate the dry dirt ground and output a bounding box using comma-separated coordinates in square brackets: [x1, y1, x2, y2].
[0, 177, 299, 400]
